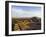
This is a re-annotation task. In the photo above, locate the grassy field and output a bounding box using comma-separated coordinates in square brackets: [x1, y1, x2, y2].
[12, 17, 41, 31]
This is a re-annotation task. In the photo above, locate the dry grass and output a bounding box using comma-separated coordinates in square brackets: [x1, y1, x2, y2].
[12, 17, 41, 31]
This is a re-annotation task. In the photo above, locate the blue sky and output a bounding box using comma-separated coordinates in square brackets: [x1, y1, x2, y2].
[11, 5, 41, 18]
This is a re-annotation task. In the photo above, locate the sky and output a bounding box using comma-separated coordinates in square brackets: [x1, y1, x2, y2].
[11, 5, 41, 18]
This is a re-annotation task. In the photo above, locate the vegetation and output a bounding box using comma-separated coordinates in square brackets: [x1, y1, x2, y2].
[12, 17, 41, 31]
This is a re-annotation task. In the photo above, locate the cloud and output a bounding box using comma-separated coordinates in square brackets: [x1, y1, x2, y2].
[11, 9, 41, 18]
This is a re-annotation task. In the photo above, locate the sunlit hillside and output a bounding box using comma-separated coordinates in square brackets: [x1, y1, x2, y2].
[12, 17, 41, 31]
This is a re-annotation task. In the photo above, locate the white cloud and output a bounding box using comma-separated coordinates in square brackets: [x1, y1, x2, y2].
[11, 9, 41, 18]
